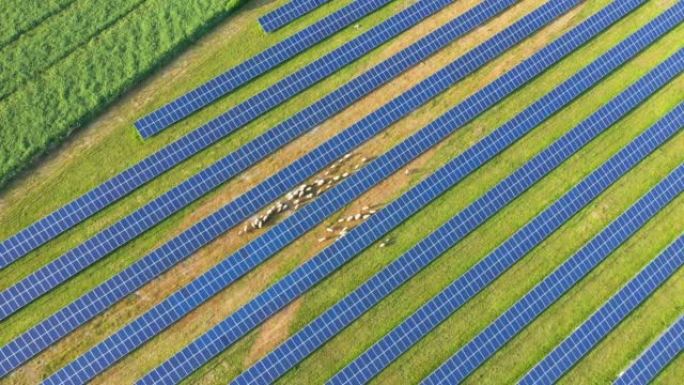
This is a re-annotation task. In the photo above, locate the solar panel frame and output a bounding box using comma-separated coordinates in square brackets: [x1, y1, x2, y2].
[422, 105, 684, 385]
[0, 0, 445, 270]
[328, 53, 684, 385]
[518, 232, 684, 385]
[260, 0, 330, 32]
[614, 315, 684, 385]
[0, 0, 514, 323]
[230, 10, 677, 384]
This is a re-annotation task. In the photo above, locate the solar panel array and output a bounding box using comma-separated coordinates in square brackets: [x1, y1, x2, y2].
[38, 3, 581, 383]
[0, 0, 443, 271]
[614, 315, 684, 385]
[137, 3, 684, 384]
[260, 0, 330, 32]
[0, 1, 536, 378]
[423, 110, 684, 385]
[328, 54, 682, 385]
[0, 0, 507, 323]
[231, 9, 671, 383]
[134, 0, 393, 137]
[520, 231, 684, 385]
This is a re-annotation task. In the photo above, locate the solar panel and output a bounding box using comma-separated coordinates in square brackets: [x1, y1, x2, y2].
[519, 232, 684, 385]
[328, 53, 683, 385]
[0, 0, 514, 323]
[231, 10, 676, 385]
[33, 2, 579, 383]
[135, 0, 393, 137]
[423, 107, 684, 385]
[0, 0, 446, 270]
[614, 315, 684, 385]
[260, 0, 330, 32]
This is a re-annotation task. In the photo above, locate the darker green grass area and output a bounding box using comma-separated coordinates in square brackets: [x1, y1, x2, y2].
[0, 0, 148, 99]
[0, 0, 78, 49]
[0, 0, 249, 188]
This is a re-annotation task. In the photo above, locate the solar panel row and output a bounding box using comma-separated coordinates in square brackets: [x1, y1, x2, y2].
[38, 2, 581, 383]
[422, 107, 684, 385]
[614, 314, 684, 385]
[0, 0, 437, 270]
[519, 230, 684, 384]
[231, 9, 673, 384]
[138, 3, 676, 384]
[134, 0, 393, 137]
[1, 0, 510, 322]
[328, 52, 683, 385]
[260, 0, 330, 32]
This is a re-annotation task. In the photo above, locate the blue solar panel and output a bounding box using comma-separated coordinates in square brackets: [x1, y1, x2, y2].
[33, 2, 580, 383]
[231, 10, 676, 385]
[0, 0, 445, 270]
[519, 232, 684, 385]
[0, 0, 515, 323]
[260, 0, 330, 32]
[135, 0, 393, 137]
[328, 53, 683, 385]
[614, 315, 684, 385]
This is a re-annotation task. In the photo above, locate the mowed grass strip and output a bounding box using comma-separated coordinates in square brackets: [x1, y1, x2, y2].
[0, 0, 250, 187]
[0, 0, 78, 49]
[0, 0, 149, 99]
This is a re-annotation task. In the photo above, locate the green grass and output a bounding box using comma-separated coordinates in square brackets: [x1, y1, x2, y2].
[0, 0, 682, 384]
[0, 0, 78, 48]
[0, 0, 148, 99]
[0, 0, 249, 187]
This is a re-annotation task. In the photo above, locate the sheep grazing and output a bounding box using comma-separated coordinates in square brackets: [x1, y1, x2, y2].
[378, 237, 392, 248]
[318, 237, 327, 243]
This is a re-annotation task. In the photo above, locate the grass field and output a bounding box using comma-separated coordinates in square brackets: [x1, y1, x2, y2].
[0, 0, 682, 384]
